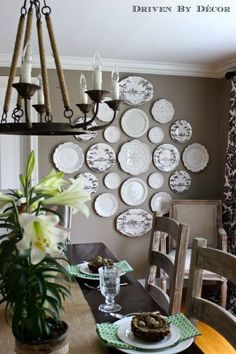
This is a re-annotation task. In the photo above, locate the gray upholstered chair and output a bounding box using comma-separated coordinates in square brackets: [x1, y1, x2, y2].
[185, 238, 236, 349]
[145, 215, 190, 315]
[169, 200, 228, 307]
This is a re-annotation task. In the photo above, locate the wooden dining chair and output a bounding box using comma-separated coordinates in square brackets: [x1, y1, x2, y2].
[185, 238, 236, 349]
[169, 199, 228, 307]
[145, 215, 190, 315]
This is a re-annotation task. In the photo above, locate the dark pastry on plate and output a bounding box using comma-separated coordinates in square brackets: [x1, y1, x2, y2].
[131, 312, 170, 341]
[88, 256, 114, 273]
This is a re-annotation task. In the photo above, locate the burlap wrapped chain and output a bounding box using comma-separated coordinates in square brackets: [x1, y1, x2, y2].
[0, 282, 109, 354]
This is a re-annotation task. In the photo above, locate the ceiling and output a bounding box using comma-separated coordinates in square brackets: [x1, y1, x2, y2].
[0, 0, 236, 78]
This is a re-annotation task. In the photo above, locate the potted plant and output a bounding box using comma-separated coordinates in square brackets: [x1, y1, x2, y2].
[0, 151, 90, 353]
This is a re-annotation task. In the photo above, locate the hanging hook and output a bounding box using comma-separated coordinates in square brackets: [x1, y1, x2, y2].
[21, 0, 28, 16]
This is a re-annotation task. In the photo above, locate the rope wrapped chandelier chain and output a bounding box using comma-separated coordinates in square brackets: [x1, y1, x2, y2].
[1, 0, 121, 135]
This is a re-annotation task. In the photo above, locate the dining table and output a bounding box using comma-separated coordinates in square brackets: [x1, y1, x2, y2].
[67, 242, 204, 354]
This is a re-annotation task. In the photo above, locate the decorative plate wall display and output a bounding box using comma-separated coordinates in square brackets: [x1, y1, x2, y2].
[148, 172, 164, 189]
[121, 108, 149, 138]
[104, 126, 121, 143]
[182, 143, 209, 172]
[150, 192, 172, 214]
[118, 140, 152, 175]
[120, 178, 148, 206]
[148, 127, 164, 144]
[53, 142, 84, 174]
[86, 143, 116, 173]
[73, 117, 97, 141]
[119, 76, 154, 106]
[76, 172, 98, 195]
[153, 144, 180, 172]
[96, 97, 114, 122]
[116, 208, 153, 237]
[151, 99, 175, 124]
[104, 172, 121, 190]
[169, 170, 191, 193]
[94, 193, 118, 217]
[170, 120, 192, 143]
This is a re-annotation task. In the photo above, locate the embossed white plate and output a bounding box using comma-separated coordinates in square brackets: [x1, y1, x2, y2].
[116, 209, 153, 237]
[53, 142, 84, 174]
[120, 178, 148, 206]
[86, 143, 116, 173]
[153, 144, 180, 172]
[121, 108, 149, 138]
[151, 99, 175, 124]
[94, 193, 118, 217]
[182, 143, 209, 172]
[150, 192, 172, 214]
[119, 76, 153, 106]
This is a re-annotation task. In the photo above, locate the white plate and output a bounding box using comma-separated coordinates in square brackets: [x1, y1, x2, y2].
[79, 261, 125, 277]
[53, 142, 84, 174]
[115, 319, 193, 354]
[121, 108, 149, 138]
[94, 193, 118, 217]
[169, 170, 191, 193]
[116, 209, 153, 237]
[151, 99, 175, 124]
[148, 173, 164, 189]
[170, 120, 192, 144]
[96, 96, 114, 122]
[117, 317, 180, 350]
[76, 172, 98, 195]
[119, 76, 153, 106]
[153, 144, 180, 172]
[148, 127, 164, 144]
[104, 172, 121, 190]
[118, 140, 152, 176]
[120, 178, 148, 206]
[104, 126, 121, 143]
[86, 143, 116, 173]
[73, 117, 97, 141]
[150, 192, 172, 214]
[183, 143, 209, 172]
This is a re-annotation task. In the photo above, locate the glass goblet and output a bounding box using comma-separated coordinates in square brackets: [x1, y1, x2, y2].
[98, 265, 121, 313]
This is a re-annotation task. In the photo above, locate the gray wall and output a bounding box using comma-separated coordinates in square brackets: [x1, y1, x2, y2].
[0, 67, 231, 277]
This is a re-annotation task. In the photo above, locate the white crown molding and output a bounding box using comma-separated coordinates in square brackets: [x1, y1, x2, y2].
[0, 53, 234, 79]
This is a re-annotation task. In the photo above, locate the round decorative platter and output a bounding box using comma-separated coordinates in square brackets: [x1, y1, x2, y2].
[104, 172, 121, 190]
[86, 143, 116, 173]
[76, 172, 98, 195]
[150, 192, 173, 214]
[121, 108, 149, 138]
[94, 193, 118, 217]
[104, 126, 121, 143]
[151, 99, 175, 124]
[53, 142, 84, 174]
[73, 117, 97, 141]
[118, 140, 152, 176]
[148, 172, 164, 189]
[120, 178, 148, 206]
[170, 120, 192, 143]
[96, 96, 114, 122]
[153, 144, 180, 172]
[169, 170, 191, 193]
[119, 76, 154, 105]
[148, 126, 164, 144]
[116, 208, 153, 237]
[182, 143, 209, 172]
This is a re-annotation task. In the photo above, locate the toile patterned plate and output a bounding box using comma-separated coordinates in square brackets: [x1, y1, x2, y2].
[119, 76, 153, 106]
[86, 143, 116, 173]
[76, 172, 98, 195]
[169, 170, 191, 193]
[153, 144, 180, 172]
[116, 209, 153, 237]
[170, 120, 192, 144]
[73, 117, 97, 141]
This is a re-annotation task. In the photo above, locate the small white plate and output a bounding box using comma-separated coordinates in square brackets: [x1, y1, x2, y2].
[148, 127, 164, 144]
[117, 317, 180, 350]
[150, 192, 172, 214]
[121, 108, 149, 138]
[104, 172, 121, 190]
[53, 142, 84, 174]
[95, 193, 118, 217]
[120, 178, 148, 206]
[104, 126, 121, 143]
[148, 173, 164, 189]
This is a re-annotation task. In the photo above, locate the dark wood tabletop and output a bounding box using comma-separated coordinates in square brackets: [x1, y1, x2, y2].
[68, 242, 203, 354]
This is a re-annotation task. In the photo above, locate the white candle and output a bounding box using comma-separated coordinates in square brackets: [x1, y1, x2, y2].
[92, 52, 102, 90]
[79, 73, 88, 104]
[21, 41, 32, 83]
[37, 74, 44, 105]
[111, 65, 119, 100]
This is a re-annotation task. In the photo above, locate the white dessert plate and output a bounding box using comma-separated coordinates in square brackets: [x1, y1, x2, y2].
[150, 192, 172, 214]
[104, 126, 121, 143]
[151, 99, 175, 124]
[148, 127, 164, 144]
[120, 178, 148, 206]
[94, 193, 118, 217]
[121, 108, 149, 138]
[104, 172, 121, 190]
[148, 173, 164, 189]
[96, 96, 114, 122]
[53, 142, 84, 174]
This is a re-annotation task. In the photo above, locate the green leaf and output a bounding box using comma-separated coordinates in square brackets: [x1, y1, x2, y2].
[19, 174, 26, 189]
[26, 151, 35, 181]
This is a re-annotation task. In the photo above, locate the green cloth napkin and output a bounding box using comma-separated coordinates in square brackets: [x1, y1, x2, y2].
[96, 313, 200, 350]
[66, 260, 133, 279]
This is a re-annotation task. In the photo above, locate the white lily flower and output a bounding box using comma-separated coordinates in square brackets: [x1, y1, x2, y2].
[42, 177, 90, 216]
[17, 213, 68, 264]
[34, 169, 68, 196]
[0, 193, 15, 210]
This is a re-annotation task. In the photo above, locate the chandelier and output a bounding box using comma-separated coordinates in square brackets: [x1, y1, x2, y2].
[0, 0, 121, 136]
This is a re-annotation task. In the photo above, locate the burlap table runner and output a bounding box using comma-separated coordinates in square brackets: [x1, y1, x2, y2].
[0, 282, 109, 354]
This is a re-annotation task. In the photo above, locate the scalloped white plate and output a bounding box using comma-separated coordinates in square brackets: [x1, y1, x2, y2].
[53, 142, 84, 174]
[120, 178, 148, 206]
[121, 108, 149, 138]
[182, 143, 209, 172]
[95, 193, 118, 217]
[151, 99, 175, 124]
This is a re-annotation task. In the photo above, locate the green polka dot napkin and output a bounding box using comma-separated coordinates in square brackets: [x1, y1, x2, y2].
[66, 260, 133, 280]
[96, 313, 200, 350]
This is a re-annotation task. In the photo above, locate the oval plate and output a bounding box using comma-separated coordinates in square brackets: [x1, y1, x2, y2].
[116, 209, 153, 237]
